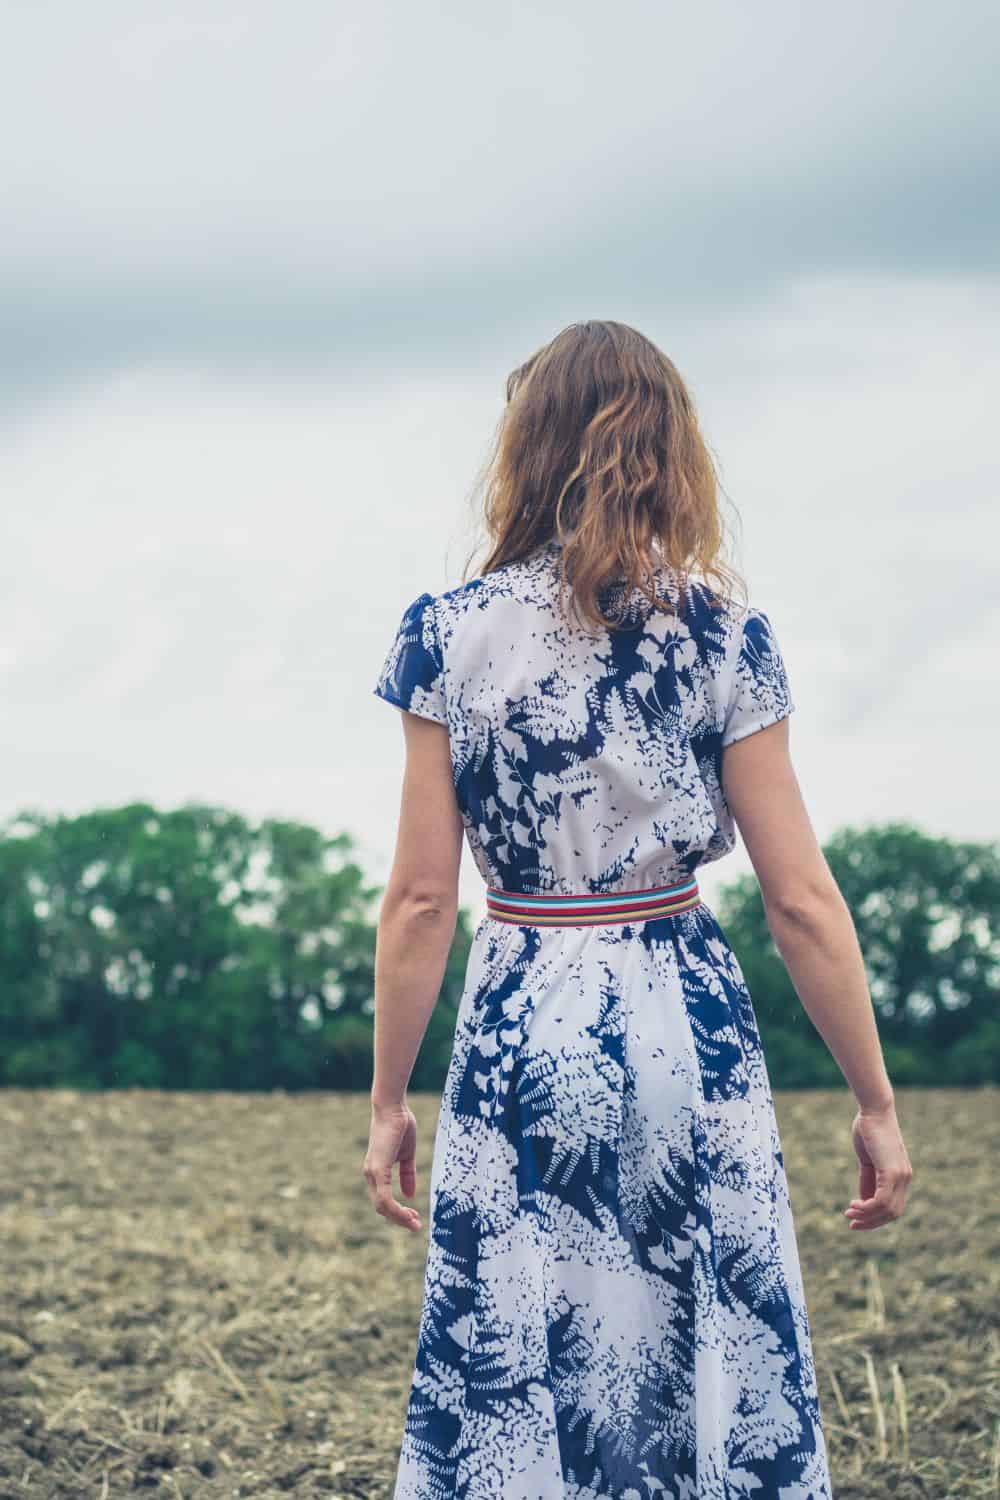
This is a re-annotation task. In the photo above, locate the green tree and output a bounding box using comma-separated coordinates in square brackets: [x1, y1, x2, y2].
[714, 821, 1000, 1087]
[1, 810, 994, 1089]
[0, 804, 470, 1091]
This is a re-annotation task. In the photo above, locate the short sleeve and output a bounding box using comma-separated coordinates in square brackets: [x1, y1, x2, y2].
[721, 607, 795, 748]
[373, 591, 448, 726]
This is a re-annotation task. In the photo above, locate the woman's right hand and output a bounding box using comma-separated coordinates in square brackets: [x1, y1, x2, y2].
[845, 1101, 913, 1230]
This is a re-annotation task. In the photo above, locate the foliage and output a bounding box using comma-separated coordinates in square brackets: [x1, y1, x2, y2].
[715, 821, 1000, 1087]
[0, 803, 472, 1090]
[0, 809, 995, 1089]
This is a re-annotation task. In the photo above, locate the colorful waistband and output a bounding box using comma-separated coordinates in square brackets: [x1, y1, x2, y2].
[485, 876, 701, 927]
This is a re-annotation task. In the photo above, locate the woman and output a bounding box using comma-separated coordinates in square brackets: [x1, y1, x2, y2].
[365, 320, 912, 1499]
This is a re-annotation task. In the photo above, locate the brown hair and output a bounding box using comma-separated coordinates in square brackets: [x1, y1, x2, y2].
[466, 320, 745, 632]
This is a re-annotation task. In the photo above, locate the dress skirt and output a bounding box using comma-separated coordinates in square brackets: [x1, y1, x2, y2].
[391, 901, 833, 1499]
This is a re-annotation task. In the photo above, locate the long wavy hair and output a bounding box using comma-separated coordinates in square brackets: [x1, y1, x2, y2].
[465, 320, 745, 632]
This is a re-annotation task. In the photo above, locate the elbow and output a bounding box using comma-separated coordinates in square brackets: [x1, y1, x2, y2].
[764, 881, 843, 940]
[381, 881, 458, 931]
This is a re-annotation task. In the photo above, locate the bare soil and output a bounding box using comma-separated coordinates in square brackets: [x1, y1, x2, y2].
[0, 1088, 996, 1498]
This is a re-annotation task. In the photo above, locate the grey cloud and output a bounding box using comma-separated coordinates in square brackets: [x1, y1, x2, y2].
[2, 0, 998, 393]
[5, 155, 999, 401]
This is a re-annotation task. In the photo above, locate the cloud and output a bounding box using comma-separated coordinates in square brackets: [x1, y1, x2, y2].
[2, 0, 998, 390]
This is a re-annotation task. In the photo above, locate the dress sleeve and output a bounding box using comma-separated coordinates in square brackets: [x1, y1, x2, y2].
[721, 607, 795, 748]
[372, 591, 448, 726]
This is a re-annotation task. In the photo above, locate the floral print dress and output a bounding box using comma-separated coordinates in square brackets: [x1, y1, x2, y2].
[373, 541, 832, 1500]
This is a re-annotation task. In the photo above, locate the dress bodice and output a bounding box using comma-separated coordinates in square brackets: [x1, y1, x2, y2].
[374, 544, 794, 895]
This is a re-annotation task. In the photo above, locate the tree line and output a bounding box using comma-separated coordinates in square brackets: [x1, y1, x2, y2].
[0, 806, 996, 1090]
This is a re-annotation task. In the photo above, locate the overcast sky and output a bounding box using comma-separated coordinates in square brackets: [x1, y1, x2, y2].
[2, 1, 997, 913]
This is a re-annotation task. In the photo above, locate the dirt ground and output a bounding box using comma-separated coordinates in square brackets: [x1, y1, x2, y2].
[0, 1087, 996, 1498]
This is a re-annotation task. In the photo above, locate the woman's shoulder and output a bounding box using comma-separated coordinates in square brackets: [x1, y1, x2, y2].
[432, 548, 552, 620]
[669, 576, 790, 695]
[680, 573, 779, 635]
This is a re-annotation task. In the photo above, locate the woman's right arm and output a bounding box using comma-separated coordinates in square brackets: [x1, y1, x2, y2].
[721, 716, 914, 1231]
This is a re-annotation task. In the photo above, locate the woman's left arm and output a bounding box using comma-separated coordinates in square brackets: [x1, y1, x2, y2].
[363, 710, 463, 1232]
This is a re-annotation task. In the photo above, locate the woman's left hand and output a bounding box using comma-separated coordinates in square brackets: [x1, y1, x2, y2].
[362, 1102, 422, 1233]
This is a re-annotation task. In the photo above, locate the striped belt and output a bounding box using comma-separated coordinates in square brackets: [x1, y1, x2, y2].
[485, 876, 701, 928]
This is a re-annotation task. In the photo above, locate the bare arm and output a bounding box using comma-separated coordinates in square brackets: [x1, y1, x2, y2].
[722, 716, 891, 1110]
[722, 717, 913, 1229]
[363, 709, 463, 1232]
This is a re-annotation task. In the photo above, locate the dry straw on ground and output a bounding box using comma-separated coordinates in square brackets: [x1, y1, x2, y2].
[0, 1087, 996, 1497]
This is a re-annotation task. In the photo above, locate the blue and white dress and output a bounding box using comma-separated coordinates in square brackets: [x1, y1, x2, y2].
[374, 541, 832, 1500]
